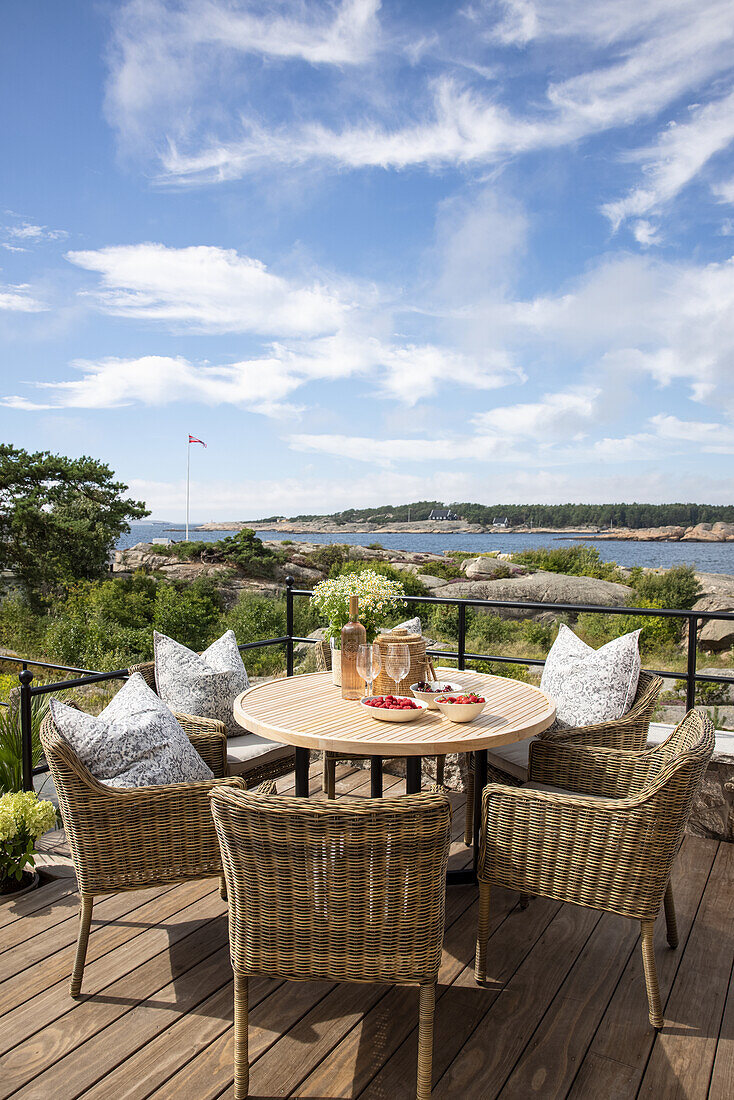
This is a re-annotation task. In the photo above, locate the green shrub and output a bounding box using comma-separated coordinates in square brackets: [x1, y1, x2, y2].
[466, 613, 515, 651]
[152, 579, 223, 651]
[222, 594, 286, 676]
[216, 528, 284, 577]
[306, 543, 353, 574]
[510, 545, 622, 581]
[521, 619, 556, 650]
[629, 565, 701, 610]
[367, 542, 384, 550]
[418, 560, 464, 581]
[331, 559, 430, 598]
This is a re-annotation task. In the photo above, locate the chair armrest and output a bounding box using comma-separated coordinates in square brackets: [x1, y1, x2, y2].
[173, 712, 228, 777]
[479, 782, 669, 918]
[527, 739, 657, 797]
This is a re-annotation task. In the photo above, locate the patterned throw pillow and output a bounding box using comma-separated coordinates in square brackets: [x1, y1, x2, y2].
[540, 623, 641, 729]
[154, 629, 248, 737]
[49, 673, 214, 788]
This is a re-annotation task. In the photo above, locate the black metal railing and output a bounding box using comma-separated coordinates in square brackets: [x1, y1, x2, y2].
[12, 574, 734, 790]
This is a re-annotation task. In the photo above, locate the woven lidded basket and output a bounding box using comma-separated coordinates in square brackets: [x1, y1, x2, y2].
[373, 628, 428, 696]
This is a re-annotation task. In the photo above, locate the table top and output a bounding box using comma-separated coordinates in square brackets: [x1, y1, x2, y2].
[233, 669, 556, 756]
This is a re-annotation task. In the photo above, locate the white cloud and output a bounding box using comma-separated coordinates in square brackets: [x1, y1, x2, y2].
[631, 220, 661, 247]
[713, 177, 734, 204]
[472, 387, 599, 439]
[66, 243, 352, 336]
[5, 221, 67, 242]
[650, 413, 734, 452]
[603, 90, 734, 231]
[288, 431, 517, 467]
[0, 284, 47, 312]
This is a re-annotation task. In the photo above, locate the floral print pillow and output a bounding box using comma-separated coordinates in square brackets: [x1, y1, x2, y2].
[540, 623, 641, 729]
[154, 629, 248, 737]
[50, 673, 214, 788]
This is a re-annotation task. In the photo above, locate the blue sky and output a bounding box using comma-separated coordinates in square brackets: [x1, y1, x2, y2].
[2, 0, 734, 520]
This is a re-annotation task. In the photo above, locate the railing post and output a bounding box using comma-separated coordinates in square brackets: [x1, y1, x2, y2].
[458, 602, 466, 671]
[19, 669, 34, 792]
[685, 615, 698, 713]
[285, 575, 294, 677]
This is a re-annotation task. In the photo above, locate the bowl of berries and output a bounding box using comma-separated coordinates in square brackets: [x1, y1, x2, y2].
[410, 682, 463, 709]
[361, 695, 428, 722]
[434, 693, 486, 723]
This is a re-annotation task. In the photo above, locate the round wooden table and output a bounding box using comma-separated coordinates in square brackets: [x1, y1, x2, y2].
[234, 670, 556, 885]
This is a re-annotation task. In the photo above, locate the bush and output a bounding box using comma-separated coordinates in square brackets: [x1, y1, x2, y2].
[216, 528, 284, 577]
[306, 544, 353, 574]
[331, 560, 430, 598]
[521, 619, 556, 651]
[152, 578, 223, 651]
[511, 545, 622, 581]
[466, 613, 515, 651]
[367, 542, 384, 550]
[418, 560, 464, 581]
[222, 594, 287, 677]
[629, 565, 701, 610]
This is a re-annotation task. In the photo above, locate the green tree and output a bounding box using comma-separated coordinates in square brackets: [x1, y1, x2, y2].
[0, 445, 148, 603]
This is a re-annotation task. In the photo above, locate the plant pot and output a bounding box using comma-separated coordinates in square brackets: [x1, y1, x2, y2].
[330, 640, 342, 686]
[0, 870, 40, 901]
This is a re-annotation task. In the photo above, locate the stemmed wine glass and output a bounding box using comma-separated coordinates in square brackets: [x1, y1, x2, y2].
[357, 644, 381, 698]
[385, 643, 410, 695]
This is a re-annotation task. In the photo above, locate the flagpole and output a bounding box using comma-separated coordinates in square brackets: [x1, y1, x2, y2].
[185, 439, 190, 541]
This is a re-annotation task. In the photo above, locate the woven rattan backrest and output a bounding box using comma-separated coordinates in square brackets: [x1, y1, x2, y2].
[638, 710, 714, 855]
[211, 788, 452, 984]
[127, 660, 157, 692]
[315, 640, 332, 672]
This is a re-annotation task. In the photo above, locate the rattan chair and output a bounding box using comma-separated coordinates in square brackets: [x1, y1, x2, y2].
[211, 785, 452, 1099]
[463, 669, 664, 844]
[40, 708, 245, 998]
[474, 710, 714, 1029]
[129, 659, 296, 788]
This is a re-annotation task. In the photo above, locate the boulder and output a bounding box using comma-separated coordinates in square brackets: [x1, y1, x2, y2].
[682, 522, 734, 542]
[416, 573, 450, 589]
[446, 571, 633, 620]
[695, 573, 734, 599]
[694, 596, 734, 650]
[276, 562, 324, 586]
[463, 557, 527, 580]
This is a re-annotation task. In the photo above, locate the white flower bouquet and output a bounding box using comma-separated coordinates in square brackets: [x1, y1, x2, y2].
[311, 570, 405, 643]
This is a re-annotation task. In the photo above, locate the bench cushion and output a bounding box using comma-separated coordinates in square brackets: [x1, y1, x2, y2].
[226, 734, 293, 777]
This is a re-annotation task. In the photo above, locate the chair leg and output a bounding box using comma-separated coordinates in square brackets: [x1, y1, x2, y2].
[640, 920, 664, 1029]
[519, 894, 530, 909]
[417, 981, 436, 1100]
[323, 753, 336, 799]
[474, 882, 491, 984]
[233, 973, 249, 1099]
[70, 896, 94, 998]
[663, 882, 678, 949]
[464, 757, 475, 846]
[219, 876, 228, 901]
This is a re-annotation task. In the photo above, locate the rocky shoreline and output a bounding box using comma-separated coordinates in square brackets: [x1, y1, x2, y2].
[195, 519, 734, 542]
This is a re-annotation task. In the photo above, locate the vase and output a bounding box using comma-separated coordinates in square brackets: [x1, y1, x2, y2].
[0, 869, 40, 901]
[330, 639, 342, 686]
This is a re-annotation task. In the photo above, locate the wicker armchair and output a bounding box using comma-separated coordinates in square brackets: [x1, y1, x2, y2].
[40, 709, 245, 998]
[210, 785, 452, 1099]
[474, 710, 714, 1029]
[128, 659, 296, 789]
[463, 669, 664, 844]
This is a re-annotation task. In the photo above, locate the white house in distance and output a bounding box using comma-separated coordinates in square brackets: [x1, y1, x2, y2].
[428, 507, 460, 521]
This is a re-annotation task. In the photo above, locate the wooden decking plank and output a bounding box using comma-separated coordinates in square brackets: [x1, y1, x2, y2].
[294, 884, 516, 1098]
[357, 895, 564, 1100]
[431, 902, 603, 1098]
[636, 841, 734, 1100]
[494, 834, 711, 1100]
[0, 881, 197, 1020]
[567, 835, 720, 1100]
[708, 954, 734, 1100]
[0, 888, 226, 1097]
[0, 879, 219, 1063]
[0, 875, 78, 931]
[12, 935, 233, 1099]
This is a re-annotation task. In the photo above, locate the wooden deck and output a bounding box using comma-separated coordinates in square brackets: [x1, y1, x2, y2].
[1, 762, 733, 1099]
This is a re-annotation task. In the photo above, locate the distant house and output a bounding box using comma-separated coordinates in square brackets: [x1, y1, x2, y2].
[428, 508, 459, 521]
[492, 517, 509, 528]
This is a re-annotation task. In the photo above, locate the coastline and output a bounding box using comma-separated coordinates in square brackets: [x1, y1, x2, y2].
[194, 519, 734, 543]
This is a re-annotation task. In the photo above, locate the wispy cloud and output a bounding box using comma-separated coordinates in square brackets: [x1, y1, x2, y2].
[0, 284, 48, 312]
[602, 90, 734, 231]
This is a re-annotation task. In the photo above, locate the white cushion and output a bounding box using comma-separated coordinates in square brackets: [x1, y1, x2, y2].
[539, 623, 641, 730]
[154, 629, 248, 737]
[50, 673, 214, 789]
[226, 734, 292, 777]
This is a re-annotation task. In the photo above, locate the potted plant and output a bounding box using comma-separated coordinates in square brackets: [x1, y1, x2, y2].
[0, 790, 57, 899]
[311, 570, 405, 685]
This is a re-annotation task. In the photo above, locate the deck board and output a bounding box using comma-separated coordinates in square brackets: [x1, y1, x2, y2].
[1, 764, 732, 1100]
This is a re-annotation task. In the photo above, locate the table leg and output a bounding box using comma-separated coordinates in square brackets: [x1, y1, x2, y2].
[370, 757, 383, 797]
[473, 749, 487, 876]
[406, 757, 422, 794]
[295, 747, 310, 797]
